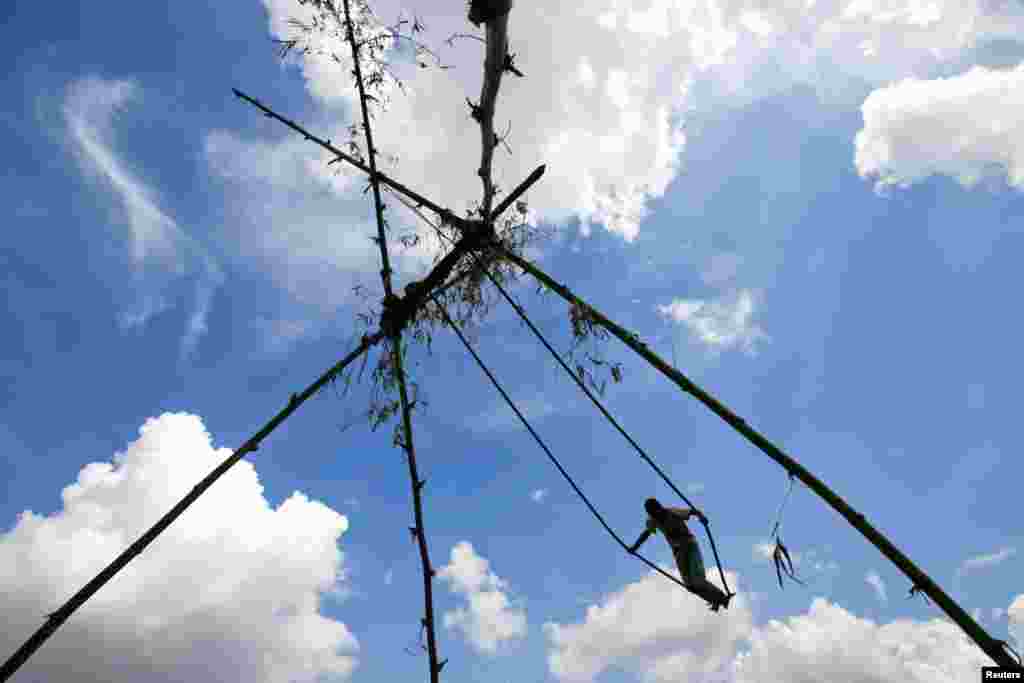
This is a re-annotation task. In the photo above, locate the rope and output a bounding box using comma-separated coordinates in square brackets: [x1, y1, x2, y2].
[460, 246, 733, 600]
[769, 472, 796, 539]
[431, 293, 693, 593]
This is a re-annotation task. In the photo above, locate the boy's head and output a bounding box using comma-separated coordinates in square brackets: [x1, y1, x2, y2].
[644, 498, 663, 520]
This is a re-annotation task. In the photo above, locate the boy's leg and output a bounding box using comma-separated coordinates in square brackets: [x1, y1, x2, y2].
[684, 544, 729, 608]
[688, 576, 729, 607]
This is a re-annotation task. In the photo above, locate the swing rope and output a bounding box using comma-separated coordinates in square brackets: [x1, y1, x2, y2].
[431, 294, 694, 593]
[449, 244, 733, 601]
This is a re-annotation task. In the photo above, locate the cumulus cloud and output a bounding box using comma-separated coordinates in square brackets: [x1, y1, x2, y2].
[0, 412, 357, 682]
[866, 570, 888, 604]
[531, 489, 549, 503]
[731, 598, 990, 682]
[201, 0, 1024, 340]
[261, 0, 390, 110]
[544, 568, 751, 682]
[64, 77, 222, 357]
[253, 0, 697, 243]
[544, 570, 991, 683]
[656, 289, 768, 355]
[437, 541, 526, 655]
[434, 540, 524, 655]
[957, 547, 1017, 578]
[855, 63, 1024, 192]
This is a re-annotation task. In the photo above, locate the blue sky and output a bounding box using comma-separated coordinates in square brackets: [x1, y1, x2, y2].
[2, 0, 1024, 681]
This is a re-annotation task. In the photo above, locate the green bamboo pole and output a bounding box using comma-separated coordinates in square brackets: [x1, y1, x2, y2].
[495, 245, 1019, 671]
[338, 0, 443, 678]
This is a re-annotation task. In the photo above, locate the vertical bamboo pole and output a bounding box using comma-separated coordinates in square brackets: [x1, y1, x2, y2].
[337, 0, 443, 678]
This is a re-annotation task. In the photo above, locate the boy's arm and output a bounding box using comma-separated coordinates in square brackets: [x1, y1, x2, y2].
[630, 517, 658, 553]
[629, 529, 653, 554]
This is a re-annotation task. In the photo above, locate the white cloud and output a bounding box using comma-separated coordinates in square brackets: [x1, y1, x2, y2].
[230, 0, 708, 246]
[230, 0, 1024, 235]
[65, 78, 179, 268]
[866, 570, 889, 603]
[64, 76, 222, 357]
[0, 412, 357, 682]
[656, 289, 768, 355]
[261, 0, 391, 110]
[957, 547, 1017, 578]
[531, 489, 549, 503]
[544, 570, 991, 683]
[731, 598, 990, 682]
[855, 63, 1024, 192]
[203, 0, 1024, 333]
[437, 541, 526, 655]
[117, 293, 172, 331]
[180, 253, 225, 360]
[544, 568, 752, 682]
[203, 128, 399, 314]
[701, 0, 1024, 106]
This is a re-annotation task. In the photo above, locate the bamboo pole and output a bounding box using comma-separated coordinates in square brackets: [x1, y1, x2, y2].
[494, 245, 1020, 671]
[337, 0, 443, 677]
